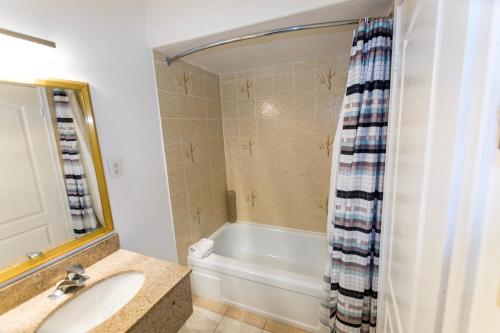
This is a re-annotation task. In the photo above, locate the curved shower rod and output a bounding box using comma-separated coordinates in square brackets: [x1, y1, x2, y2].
[164, 19, 361, 65]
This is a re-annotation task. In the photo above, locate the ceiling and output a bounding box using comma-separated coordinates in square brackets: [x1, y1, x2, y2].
[155, 0, 392, 73]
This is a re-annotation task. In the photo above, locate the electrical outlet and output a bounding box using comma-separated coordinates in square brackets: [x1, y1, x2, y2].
[108, 157, 123, 178]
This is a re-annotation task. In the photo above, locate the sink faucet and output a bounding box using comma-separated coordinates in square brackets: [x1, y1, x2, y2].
[48, 264, 89, 300]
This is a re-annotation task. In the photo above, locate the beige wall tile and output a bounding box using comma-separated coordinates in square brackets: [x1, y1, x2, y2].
[224, 138, 240, 158]
[172, 212, 192, 265]
[294, 71, 315, 95]
[192, 97, 207, 119]
[173, 68, 193, 95]
[274, 73, 294, 96]
[156, 61, 229, 262]
[274, 95, 294, 118]
[171, 190, 188, 217]
[167, 167, 187, 194]
[274, 63, 293, 74]
[223, 119, 239, 138]
[220, 81, 237, 100]
[191, 73, 205, 97]
[255, 97, 276, 117]
[185, 164, 201, 188]
[162, 118, 182, 144]
[316, 91, 342, 122]
[239, 117, 257, 139]
[254, 76, 274, 98]
[179, 119, 194, 143]
[194, 140, 211, 163]
[199, 181, 215, 236]
[209, 139, 225, 158]
[222, 100, 238, 119]
[165, 143, 184, 169]
[237, 78, 254, 99]
[187, 184, 203, 231]
[211, 157, 228, 186]
[205, 78, 219, 99]
[294, 94, 315, 121]
[207, 120, 223, 140]
[155, 63, 177, 92]
[178, 95, 194, 118]
[238, 99, 255, 119]
[193, 120, 208, 141]
[206, 99, 222, 119]
[158, 91, 178, 118]
[222, 54, 348, 233]
[159, 54, 349, 239]
[294, 59, 315, 72]
[182, 142, 196, 166]
[198, 161, 212, 182]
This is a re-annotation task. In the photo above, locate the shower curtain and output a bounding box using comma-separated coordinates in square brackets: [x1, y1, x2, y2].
[321, 18, 393, 333]
[53, 88, 98, 237]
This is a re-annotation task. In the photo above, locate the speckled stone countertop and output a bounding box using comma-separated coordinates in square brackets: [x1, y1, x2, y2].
[0, 249, 191, 333]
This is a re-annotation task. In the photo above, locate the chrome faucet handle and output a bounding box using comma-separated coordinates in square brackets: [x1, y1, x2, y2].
[66, 263, 85, 275]
[48, 267, 89, 300]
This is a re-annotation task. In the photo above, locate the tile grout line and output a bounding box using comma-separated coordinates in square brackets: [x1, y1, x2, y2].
[194, 299, 271, 332]
[212, 305, 228, 333]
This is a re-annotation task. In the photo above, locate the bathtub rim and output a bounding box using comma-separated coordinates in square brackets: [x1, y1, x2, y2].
[207, 220, 327, 241]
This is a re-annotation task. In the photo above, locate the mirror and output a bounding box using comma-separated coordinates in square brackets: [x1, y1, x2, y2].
[0, 80, 113, 283]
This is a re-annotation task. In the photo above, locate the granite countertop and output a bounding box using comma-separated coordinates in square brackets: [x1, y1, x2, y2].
[0, 249, 191, 333]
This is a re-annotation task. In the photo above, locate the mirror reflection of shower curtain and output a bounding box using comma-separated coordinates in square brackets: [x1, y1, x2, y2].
[67, 90, 104, 224]
[53, 89, 100, 237]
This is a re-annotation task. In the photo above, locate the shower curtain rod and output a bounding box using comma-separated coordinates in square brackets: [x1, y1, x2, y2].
[165, 18, 361, 65]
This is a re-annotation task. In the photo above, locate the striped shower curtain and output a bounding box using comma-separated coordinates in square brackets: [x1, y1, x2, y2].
[321, 18, 393, 333]
[53, 89, 98, 237]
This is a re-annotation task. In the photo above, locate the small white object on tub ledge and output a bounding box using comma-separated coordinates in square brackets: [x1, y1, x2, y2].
[189, 238, 214, 258]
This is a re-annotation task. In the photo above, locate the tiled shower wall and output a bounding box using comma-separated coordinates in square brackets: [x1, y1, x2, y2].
[154, 53, 227, 265]
[221, 56, 349, 233]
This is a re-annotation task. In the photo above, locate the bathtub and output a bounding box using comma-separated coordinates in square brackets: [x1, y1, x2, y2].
[188, 221, 327, 332]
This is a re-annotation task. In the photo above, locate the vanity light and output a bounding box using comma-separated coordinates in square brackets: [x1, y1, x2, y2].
[0, 27, 56, 48]
[0, 27, 57, 83]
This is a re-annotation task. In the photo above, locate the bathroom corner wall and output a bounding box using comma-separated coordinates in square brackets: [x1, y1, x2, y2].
[221, 56, 349, 233]
[153, 53, 227, 265]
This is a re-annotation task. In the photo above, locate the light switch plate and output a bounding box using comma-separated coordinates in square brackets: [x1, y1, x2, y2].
[108, 157, 123, 178]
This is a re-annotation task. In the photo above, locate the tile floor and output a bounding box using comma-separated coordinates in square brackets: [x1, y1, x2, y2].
[178, 295, 310, 333]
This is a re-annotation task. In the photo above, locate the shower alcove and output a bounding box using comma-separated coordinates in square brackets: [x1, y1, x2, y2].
[152, 1, 393, 331]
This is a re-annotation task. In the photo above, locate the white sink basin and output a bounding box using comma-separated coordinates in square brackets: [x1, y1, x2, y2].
[37, 272, 145, 333]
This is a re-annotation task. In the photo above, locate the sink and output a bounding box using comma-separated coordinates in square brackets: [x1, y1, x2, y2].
[37, 272, 145, 333]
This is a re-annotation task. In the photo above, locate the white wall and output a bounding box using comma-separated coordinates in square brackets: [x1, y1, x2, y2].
[0, 0, 178, 262]
[144, 0, 357, 47]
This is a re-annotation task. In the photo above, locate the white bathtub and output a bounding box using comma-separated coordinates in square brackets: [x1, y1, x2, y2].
[188, 221, 327, 332]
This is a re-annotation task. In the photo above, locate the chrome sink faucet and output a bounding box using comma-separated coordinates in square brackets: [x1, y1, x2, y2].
[48, 264, 89, 300]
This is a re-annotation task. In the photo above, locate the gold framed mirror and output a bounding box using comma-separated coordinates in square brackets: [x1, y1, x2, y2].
[0, 79, 113, 284]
